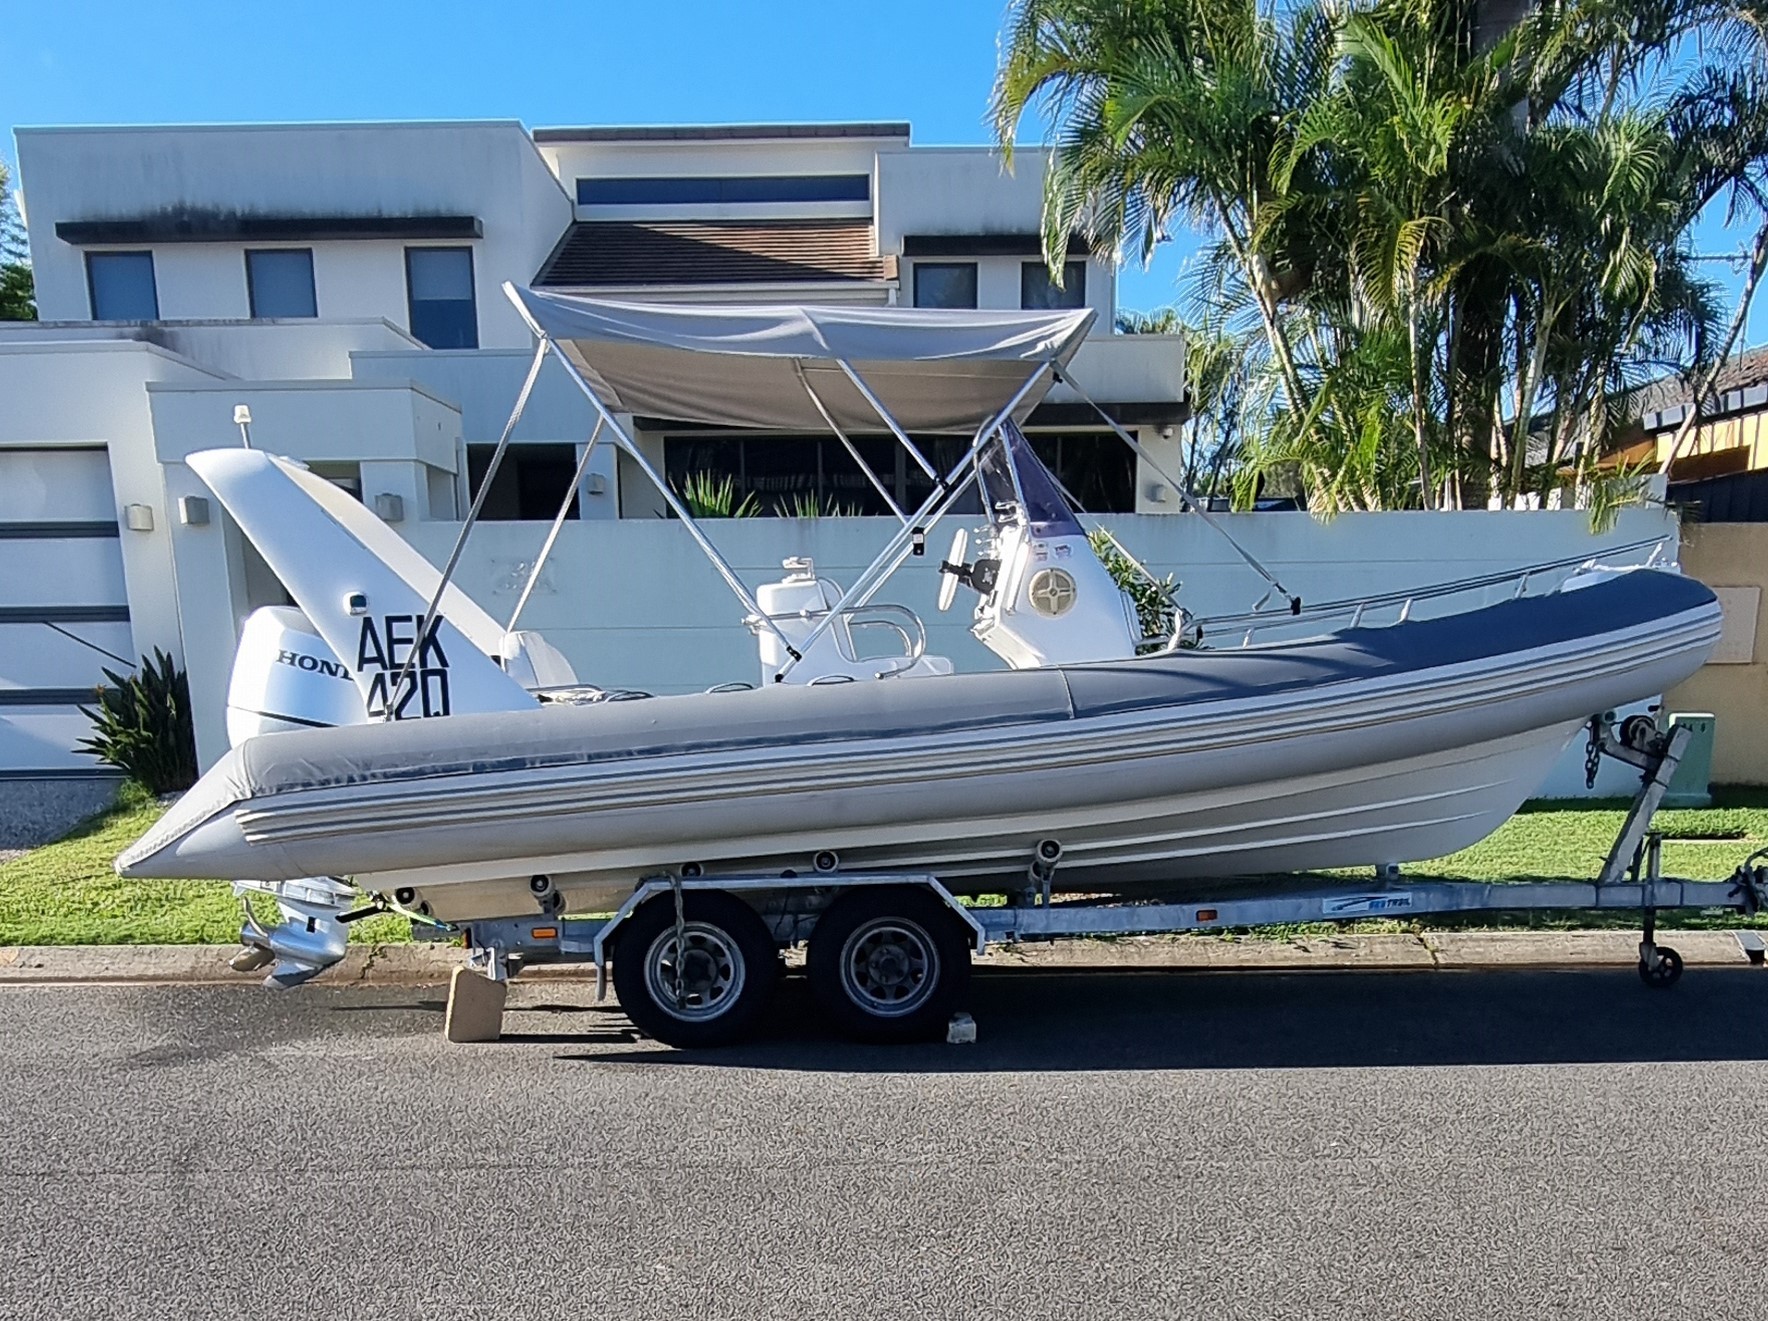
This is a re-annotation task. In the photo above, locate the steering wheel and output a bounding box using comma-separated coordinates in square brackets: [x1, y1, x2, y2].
[937, 529, 970, 612]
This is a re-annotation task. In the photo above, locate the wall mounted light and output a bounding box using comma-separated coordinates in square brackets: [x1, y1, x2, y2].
[1146, 483, 1170, 505]
[178, 495, 210, 526]
[124, 504, 155, 531]
[585, 473, 607, 496]
[373, 493, 405, 523]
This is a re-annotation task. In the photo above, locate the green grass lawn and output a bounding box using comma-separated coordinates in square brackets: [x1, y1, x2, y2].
[3, 784, 1766, 946]
[0, 783, 409, 946]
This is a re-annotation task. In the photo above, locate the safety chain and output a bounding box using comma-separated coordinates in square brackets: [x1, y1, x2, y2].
[670, 873, 688, 1009]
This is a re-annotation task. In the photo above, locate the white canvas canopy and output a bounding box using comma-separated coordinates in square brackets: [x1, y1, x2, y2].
[506, 285, 1095, 432]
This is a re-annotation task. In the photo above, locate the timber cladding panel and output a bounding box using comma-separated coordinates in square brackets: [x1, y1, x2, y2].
[1666, 521, 1768, 785]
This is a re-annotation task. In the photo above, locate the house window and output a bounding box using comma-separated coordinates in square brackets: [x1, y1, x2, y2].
[1021, 260, 1087, 310]
[577, 175, 871, 206]
[86, 251, 158, 320]
[664, 435, 904, 517]
[1026, 432, 1135, 512]
[246, 249, 317, 318]
[913, 262, 978, 309]
[405, 247, 478, 349]
[467, 443, 579, 520]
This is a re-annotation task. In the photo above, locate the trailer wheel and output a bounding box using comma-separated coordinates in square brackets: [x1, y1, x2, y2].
[1638, 945, 1683, 988]
[612, 892, 778, 1048]
[808, 887, 971, 1042]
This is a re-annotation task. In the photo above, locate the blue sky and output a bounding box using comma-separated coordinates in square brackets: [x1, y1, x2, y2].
[0, 0, 1197, 311]
[0, 0, 1758, 335]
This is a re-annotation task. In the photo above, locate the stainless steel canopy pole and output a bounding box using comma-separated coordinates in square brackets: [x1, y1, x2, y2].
[539, 338, 802, 662]
[384, 337, 548, 719]
[772, 361, 1051, 680]
[507, 416, 605, 631]
[794, 361, 908, 523]
[835, 360, 939, 479]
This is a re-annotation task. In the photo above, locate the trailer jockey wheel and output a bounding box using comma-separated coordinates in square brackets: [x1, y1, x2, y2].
[807, 886, 971, 1042]
[612, 891, 778, 1048]
[1638, 945, 1683, 988]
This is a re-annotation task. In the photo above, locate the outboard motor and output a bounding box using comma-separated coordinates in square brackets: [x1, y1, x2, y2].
[938, 424, 1142, 668]
[226, 606, 368, 742]
[223, 606, 369, 987]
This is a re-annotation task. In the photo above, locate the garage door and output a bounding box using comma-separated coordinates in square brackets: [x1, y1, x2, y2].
[0, 447, 132, 777]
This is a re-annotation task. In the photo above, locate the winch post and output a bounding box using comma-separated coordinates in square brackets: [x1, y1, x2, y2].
[1594, 722, 1690, 890]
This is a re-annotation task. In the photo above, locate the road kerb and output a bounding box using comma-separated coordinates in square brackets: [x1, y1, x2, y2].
[1, 929, 1759, 986]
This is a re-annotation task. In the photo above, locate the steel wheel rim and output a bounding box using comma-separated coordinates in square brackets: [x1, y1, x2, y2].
[840, 918, 939, 1018]
[644, 922, 746, 1023]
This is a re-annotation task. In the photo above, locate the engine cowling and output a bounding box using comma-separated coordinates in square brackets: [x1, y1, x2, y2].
[225, 605, 368, 744]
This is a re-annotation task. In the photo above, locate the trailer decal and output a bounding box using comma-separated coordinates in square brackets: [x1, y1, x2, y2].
[1321, 892, 1414, 917]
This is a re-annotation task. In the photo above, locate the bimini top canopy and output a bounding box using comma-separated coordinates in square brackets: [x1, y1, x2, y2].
[506, 283, 1095, 433]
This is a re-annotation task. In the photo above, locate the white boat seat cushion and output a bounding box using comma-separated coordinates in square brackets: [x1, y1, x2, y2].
[500, 630, 580, 690]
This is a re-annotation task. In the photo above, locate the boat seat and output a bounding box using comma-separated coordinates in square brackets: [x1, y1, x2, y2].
[500, 630, 580, 691]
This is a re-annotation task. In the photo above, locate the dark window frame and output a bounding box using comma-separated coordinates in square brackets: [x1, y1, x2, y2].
[85, 250, 159, 320]
[465, 442, 581, 521]
[1020, 259, 1088, 310]
[244, 247, 318, 319]
[404, 246, 479, 349]
[576, 174, 871, 206]
[658, 427, 1136, 518]
[912, 261, 979, 310]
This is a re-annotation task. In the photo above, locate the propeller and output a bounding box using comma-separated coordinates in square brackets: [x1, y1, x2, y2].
[936, 528, 970, 612]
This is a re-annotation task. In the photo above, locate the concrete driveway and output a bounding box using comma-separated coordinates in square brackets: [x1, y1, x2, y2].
[1, 967, 1765, 1319]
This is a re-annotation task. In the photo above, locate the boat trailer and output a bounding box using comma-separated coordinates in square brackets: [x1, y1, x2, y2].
[239, 713, 1768, 1045]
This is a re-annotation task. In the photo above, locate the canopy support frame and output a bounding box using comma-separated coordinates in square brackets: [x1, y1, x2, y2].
[507, 415, 606, 632]
[384, 337, 548, 720]
[836, 360, 940, 480]
[794, 361, 908, 524]
[537, 338, 803, 663]
[769, 360, 1053, 681]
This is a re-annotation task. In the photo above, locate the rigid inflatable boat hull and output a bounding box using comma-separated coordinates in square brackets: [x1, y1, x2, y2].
[119, 571, 1722, 922]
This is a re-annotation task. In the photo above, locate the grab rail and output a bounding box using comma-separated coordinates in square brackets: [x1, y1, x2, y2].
[1188, 534, 1672, 648]
[747, 601, 928, 666]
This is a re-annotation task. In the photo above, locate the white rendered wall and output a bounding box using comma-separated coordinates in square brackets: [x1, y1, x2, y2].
[879, 148, 1116, 329]
[15, 122, 574, 346]
[348, 348, 621, 520]
[542, 134, 896, 224]
[0, 340, 221, 771]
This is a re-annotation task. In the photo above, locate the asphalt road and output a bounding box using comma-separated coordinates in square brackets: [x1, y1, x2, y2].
[2, 967, 1766, 1320]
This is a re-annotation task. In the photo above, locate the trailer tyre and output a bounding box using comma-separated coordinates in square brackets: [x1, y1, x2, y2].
[808, 887, 971, 1043]
[612, 892, 778, 1048]
[1638, 945, 1683, 988]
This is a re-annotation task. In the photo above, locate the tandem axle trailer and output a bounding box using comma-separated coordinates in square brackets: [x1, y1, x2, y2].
[415, 717, 1767, 1047]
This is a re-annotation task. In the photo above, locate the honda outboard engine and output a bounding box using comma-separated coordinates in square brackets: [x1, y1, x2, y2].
[938, 424, 1142, 667]
[223, 606, 369, 987]
[226, 606, 368, 742]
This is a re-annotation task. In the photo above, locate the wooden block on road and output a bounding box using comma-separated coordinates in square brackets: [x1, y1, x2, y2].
[444, 967, 507, 1043]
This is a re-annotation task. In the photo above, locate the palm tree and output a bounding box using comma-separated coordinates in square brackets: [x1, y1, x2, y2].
[994, 0, 1768, 516]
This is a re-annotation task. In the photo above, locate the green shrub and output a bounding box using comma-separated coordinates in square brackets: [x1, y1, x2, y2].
[1087, 529, 1180, 650]
[77, 649, 198, 794]
[672, 471, 760, 519]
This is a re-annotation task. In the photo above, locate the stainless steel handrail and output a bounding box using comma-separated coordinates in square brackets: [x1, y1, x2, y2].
[1194, 534, 1672, 645]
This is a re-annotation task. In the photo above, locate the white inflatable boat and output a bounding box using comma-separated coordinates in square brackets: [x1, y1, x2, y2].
[122, 567, 1719, 923]
[112, 289, 1724, 1041]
